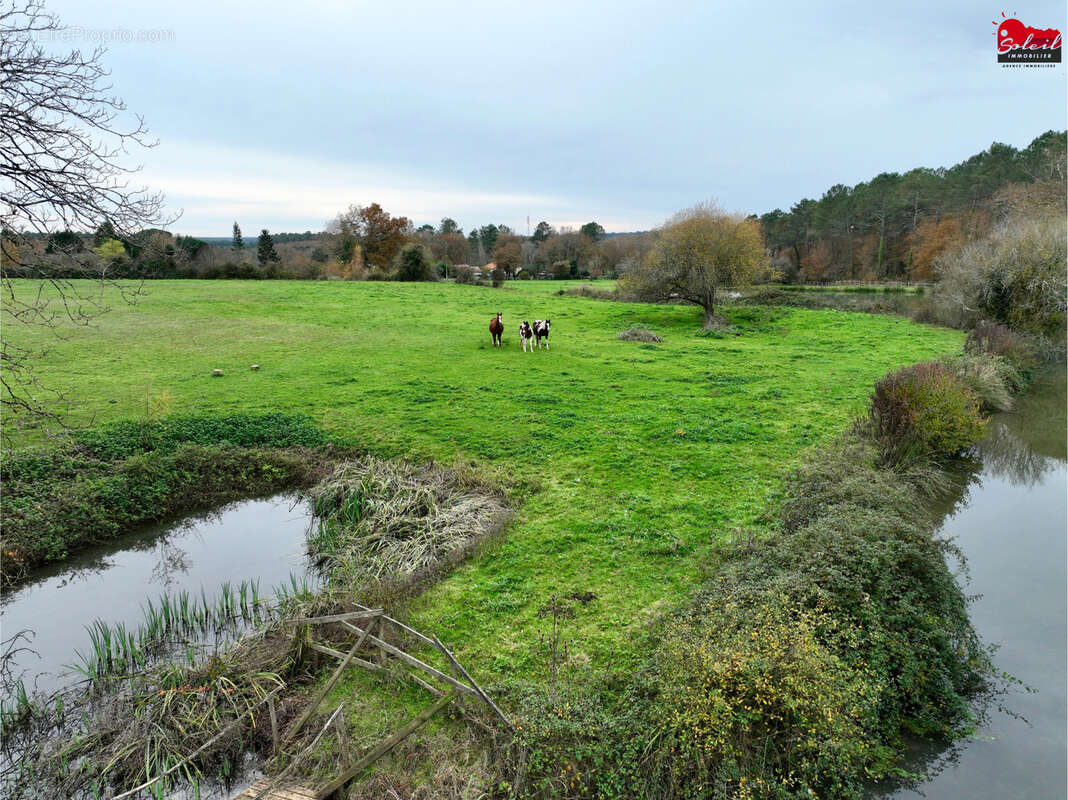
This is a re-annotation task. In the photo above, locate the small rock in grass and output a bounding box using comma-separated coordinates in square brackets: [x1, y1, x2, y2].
[211, 369, 224, 377]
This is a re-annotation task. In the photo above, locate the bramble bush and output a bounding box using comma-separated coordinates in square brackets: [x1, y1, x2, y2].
[867, 361, 985, 465]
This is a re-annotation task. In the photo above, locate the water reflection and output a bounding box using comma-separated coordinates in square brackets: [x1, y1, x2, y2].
[875, 369, 1068, 799]
[977, 419, 1062, 488]
[0, 494, 316, 696]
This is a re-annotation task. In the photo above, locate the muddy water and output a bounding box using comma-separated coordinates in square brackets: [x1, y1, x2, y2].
[879, 369, 1067, 799]
[0, 494, 316, 697]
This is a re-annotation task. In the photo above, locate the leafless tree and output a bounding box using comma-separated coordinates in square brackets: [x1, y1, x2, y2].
[1, 0, 170, 422]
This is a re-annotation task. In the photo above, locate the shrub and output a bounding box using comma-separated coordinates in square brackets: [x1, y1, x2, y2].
[453, 265, 476, 284]
[868, 361, 985, 464]
[965, 320, 1039, 377]
[654, 600, 884, 799]
[937, 214, 1067, 338]
[393, 242, 437, 281]
[617, 326, 662, 342]
[946, 352, 1021, 412]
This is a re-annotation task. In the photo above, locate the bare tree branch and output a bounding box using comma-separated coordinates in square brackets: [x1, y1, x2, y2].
[1, 0, 173, 422]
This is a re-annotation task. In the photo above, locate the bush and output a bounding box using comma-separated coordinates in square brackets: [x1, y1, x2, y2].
[453, 265, 476, 284]
[868, 361, 985, 465]
[946, 352, 1021, 412]
[654, 600, 884, 799]
[965, 320, 1039, 377]
[937, 214, 1067, 338]
[393, 242, 437, 281]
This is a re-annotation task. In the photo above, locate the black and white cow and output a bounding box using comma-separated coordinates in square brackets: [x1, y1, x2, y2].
[532, 319, 550, 349]
[519, 321, 534, 352]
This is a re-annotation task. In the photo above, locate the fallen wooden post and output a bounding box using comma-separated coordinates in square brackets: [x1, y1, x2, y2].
[284, 609, 383, 626]
[283, 624, 371, 747]
[315, 692, 453, 799]
[268, 695, 280, 754]
[306, 641, 385, 674]
[433, 635, 514, 732]
[337, 622, 479, 699]
[246, 703, 345, 800]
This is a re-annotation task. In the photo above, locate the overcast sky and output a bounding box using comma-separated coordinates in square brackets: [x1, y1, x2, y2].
[43, 0, 1068, 236]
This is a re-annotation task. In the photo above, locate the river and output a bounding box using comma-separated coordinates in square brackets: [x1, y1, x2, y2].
[879, 369, 1067, 799]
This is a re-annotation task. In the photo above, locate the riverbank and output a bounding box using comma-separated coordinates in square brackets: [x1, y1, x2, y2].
[878, 368, 1067, 799]
[0, 412, 334, 587]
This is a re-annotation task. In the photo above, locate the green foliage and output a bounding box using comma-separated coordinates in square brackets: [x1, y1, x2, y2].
[1, 412, 328, 584]
[867, 361, 985, 465]
[393, 242, 437, 281]
[72, 412, 325, 460]
[510, 433, 991, 799]
[652, 601, 886, 799]
[938, 213, 1067, 337]
[256, 229, 280, 267]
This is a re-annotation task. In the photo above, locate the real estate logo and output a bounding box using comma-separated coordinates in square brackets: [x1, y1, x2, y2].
[993, 13, 1061, 63]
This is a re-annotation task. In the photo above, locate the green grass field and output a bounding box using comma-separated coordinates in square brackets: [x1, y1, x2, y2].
[5, 279, 963, 682]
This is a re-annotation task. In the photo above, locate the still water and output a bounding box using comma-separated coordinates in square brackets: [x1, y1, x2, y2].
[881, 370, 1067, 799]
[0, 494, 315, 696]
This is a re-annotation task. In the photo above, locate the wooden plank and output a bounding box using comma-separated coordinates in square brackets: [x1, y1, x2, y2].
[433, 635, 514, 731]
[345, 627, 478, 699]
[282, 624, 371, 747]
[236, 780, 318, 799]
[268, 696, 280, 754]
[381, 614, 440, 650]
[245, 703, 344, 800]
[345, 603, 441, 650]
[305, 641, 384, 674]
[284, 609, 382, 626]
[315, 692, 453, 799]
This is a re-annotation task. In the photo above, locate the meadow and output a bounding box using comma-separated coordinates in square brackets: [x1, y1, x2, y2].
[3, 279, 965, 685]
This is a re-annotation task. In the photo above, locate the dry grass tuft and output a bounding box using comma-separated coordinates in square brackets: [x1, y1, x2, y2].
[617, 326, 662, 343]
[307, 458, 511, 592]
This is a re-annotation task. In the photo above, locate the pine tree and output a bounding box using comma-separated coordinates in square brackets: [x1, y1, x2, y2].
[257, 229, 279, 266]
[232, 222, 244, 251]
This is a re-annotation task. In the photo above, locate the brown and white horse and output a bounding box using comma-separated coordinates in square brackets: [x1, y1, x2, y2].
[519, 321, 533, 352]
[532, 319, 550, 349]
[489, 312, 504, 347]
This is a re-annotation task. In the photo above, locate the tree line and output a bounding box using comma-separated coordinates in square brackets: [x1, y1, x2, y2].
[4, 204, 647, 282]
[759, 130, 1066, 283]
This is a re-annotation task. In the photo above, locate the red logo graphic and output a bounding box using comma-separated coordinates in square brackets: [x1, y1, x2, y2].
[993, 12, 1062, 62]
